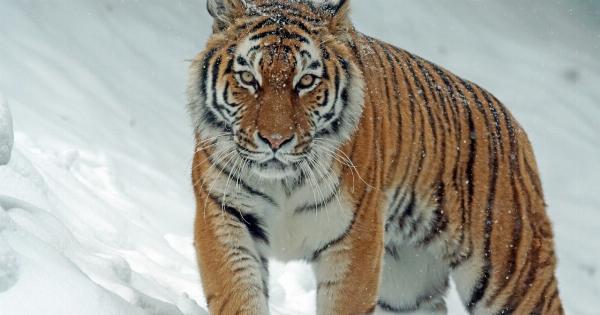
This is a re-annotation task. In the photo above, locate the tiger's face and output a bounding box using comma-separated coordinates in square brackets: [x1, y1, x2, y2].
[189, 0, 363, 180]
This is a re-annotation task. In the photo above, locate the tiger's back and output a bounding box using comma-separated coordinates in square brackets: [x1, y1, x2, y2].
[344, 33, 562, 314]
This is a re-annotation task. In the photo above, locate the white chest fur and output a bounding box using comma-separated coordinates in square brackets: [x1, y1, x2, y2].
[248, 180, 354, 262]
[205, 164, 355, 261]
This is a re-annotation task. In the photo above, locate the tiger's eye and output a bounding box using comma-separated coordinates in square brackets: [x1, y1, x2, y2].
[239, 71, 256, 85]
[299, 74, 316, 88]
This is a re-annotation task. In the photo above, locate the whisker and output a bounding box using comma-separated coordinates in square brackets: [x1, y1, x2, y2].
[313, 139, 374, 189]
[203, 150, 239, 216]
[308, 149, 343, 214]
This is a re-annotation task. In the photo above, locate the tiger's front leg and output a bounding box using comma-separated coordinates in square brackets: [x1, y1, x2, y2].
[312, 202, 384, 315]
[194, 192, 269, 315]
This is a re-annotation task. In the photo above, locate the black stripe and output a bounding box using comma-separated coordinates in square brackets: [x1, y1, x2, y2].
[431, 65, 467, 262]
[384, 245, 400, 260]
[320, 46, 331, 61]
[229, 245, 260, 263]
[481, 91, 505, 155]
[389, 49, 419, 204]
[222, 205, 269, 244]
[397, 193, 416, 230]
[377, 281, 447, 313]
[381, 44, 404, 181]
[498, 98, 539, 313]
[371, 40, 393, 128]
[228, 254, 255, 266]
[524, 155, 544, 198]
[456, 79, 497, 311]
[398, 51, 428, 198]
[348, 36, 364, 68]
[209, 156, 278, 206]
[315, 56, 350, 136]
[197, 48, 231, 131]
[307, 60, 321, 70]
[530, 279, 555, 315]
[448, 78, 491, 312]
[310, 181, 366, 261]
[440, 70, 477, 265]
[310, 212, 355, 261]
[407, 212, 424, 238]
[222, 82, 243, 110]
[236, 56, 249, 67]
[497, 97, 526, 303]
[377, 301, 418, 313]
[416, 59, 450, 246]
[210, 56, 234, 119]
[457, 89, 476, 208]
[250, 16, 312, 34]
[317, 280, 341, 290]
[250, 29, 309, 43]
[418, 184, 448, 246]
[199, 48, 218, 99]
[385, 186, 405, 232]
[294, 183, 340, 214]
[463, 82, 510, 305]
[400, 51, 438, 171]
[317, 89, 329, 107]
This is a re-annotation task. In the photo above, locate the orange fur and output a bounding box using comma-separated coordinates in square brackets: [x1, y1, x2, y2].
[189, 1, 562, 314]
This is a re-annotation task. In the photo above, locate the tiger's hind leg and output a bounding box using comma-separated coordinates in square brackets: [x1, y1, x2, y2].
[377, 244, 450, 314]
[450, 233, 564, 315]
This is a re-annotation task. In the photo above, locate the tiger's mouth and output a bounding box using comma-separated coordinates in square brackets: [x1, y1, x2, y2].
[250, 158, 301, 180]
[258, 159, 289, 170]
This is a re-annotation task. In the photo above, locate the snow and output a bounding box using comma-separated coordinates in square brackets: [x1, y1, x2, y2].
[0, 0, 598, 314]
[0, 93, 13, 165]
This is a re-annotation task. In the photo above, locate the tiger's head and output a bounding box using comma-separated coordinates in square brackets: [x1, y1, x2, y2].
[188, 0, 364, 180]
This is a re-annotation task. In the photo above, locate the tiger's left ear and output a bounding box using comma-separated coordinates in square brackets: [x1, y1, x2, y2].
[207, 0, 247, 32]
[321, 0, 353, 35]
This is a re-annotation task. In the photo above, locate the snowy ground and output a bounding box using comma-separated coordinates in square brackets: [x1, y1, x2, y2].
[0, 1, 599, 314]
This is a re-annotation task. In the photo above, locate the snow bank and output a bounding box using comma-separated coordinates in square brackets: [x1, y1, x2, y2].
[0, 198, 145, 315]
[0, 143, 206, 315]
[0, 94, 13, 165]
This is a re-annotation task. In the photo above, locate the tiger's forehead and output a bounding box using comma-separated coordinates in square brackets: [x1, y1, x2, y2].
[244, 0, 330, 25]
[236, 30, 320, 60]
[235, 24, 322, 73]
[229, 1, 329, 79]
[231, 0, 332, 40]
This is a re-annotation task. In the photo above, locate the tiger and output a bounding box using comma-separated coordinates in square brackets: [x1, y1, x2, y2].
[187, 0, 564, 314]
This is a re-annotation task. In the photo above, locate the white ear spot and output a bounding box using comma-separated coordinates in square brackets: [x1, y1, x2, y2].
[207, 0, 225, 18]
[315, 0, 348, 15]
[312, 0, 343, 5]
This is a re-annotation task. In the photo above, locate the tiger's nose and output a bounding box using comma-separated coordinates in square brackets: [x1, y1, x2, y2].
[257, 132, 294, 150]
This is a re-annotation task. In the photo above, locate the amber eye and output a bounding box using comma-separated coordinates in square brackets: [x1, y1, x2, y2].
[297, 74, 317, 90]
[238, 71, 257, 86]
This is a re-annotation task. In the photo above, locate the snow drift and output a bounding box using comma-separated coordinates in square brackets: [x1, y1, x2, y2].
[0, 94, 13, 165]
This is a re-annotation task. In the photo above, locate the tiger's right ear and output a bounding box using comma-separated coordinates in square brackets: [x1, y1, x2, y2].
[207, 0, 247, 32]
[320, 0, 353, 36]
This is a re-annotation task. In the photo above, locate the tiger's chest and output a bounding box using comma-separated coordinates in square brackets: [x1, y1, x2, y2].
[243, 181, 355, 262]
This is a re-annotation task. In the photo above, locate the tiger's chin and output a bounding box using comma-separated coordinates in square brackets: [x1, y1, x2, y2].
[250, 160, 300, 180]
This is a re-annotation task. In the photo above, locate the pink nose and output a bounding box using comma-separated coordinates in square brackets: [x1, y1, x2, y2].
[258, 132, 293, 150]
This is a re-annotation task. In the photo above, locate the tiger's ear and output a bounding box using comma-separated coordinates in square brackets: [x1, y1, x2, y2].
[207, 0, 247, 32]
[320, 0, 353, 35]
